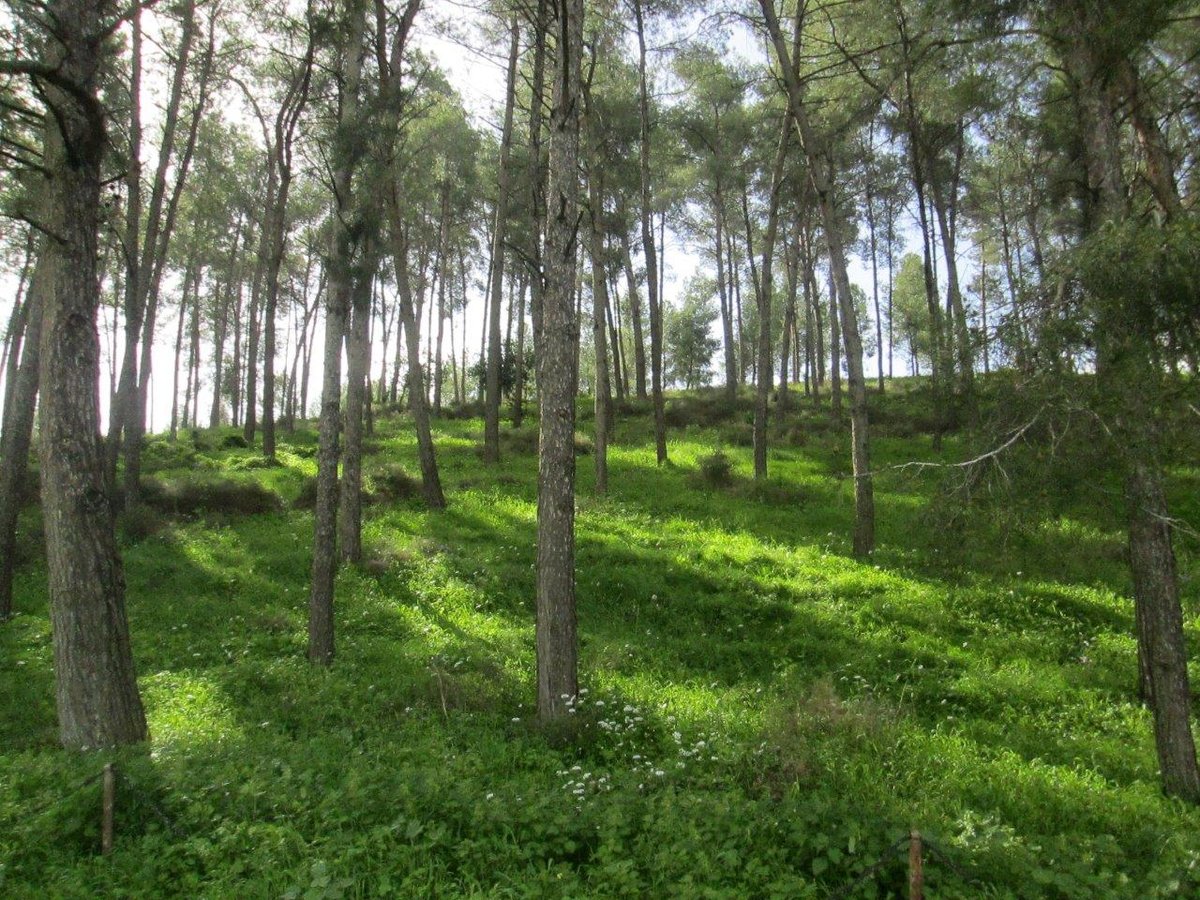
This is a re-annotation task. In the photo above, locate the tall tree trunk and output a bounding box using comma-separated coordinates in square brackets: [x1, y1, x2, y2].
[484, 17, 521, 463]
[584, 88, 611, 494]
[209, 219, 243, 428]
[618, 223, 648, 400]
[339, 244, 378, 563]
[309, 1, 368, 666]
[0, 250, 45, 620]
[242, 238, 266, 444]
[537, 0, 582, 722]
[829, 268, 842, 419]
[185, 265, 202, 430]
[632, 0, 666, 464]
[760, 0, 874, 557]
[1059, 6, 1199, 801]
[522, 0, 548, 385]
[714, 186, 736, 398]
[866, 179, 884, 393]
[108, 0, 197, 490]
[390, 228, 447, 509]
[929, 153, 975, 399]
[778, 234, 798, 414]
[170, 262, 194, 439]
[727, 224, 747, 386]
[32, 1, 148, 746]
[752, 110, 792, 480]
[434, 186, 450, 415]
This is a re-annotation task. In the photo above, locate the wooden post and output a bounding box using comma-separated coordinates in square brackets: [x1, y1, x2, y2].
[908, 829, 923, 900]
[101, 763, 115, 855]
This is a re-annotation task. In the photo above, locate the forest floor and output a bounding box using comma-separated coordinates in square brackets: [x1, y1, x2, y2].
[2, 379, 1199, 897]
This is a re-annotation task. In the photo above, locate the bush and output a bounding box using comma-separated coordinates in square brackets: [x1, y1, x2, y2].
[292, 477, 319, 510]
[220, 434, 250, 449]
[664, 393, 747, 428]
[446, 402, 484, 420]
[720, 423, 754, 447]
[117, 504, 167, 542]
[371, 465, 420, 502]
[141, 476, 282, 517]
[500, 428, 539, 455]
[140, 438, 198, 474]
[495, 429, 593, 457]
[697, 450, 734, 487]
[225, 454, 284, 471]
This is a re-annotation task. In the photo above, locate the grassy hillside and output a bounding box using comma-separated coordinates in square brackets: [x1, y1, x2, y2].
[2, 382, 1199, 897]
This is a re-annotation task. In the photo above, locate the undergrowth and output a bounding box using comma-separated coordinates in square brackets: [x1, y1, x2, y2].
[2, 382, 1198, 897]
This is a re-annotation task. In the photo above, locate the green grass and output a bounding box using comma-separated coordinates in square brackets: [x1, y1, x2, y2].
[2, 383, 1199, 897]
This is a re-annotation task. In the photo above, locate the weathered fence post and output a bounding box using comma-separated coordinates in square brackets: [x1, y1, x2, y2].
[908, 829, 923, 900]
[101, 763, 115, 855]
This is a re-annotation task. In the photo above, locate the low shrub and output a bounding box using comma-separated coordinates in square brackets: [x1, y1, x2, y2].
[292, 477, 319, 510]
[140, 438, 198, 474]
[116, 504, 167, 542]
[664, 393, 748, 428]
[371, 464, 420, 502]
[225, 454, 284, 471]
[500, 428, 539, 455]
[141, 475, 282, 517]
[697, 450, 734, 487]
[720, 422, 754, 447]
[495, 429, 594, 456]
[446, 402, 484, 420]
[220, 434, 250, 449]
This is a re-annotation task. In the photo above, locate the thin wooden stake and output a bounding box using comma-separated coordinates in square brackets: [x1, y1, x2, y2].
[908, 829, 923, 900]
[101, 763, 115, 856]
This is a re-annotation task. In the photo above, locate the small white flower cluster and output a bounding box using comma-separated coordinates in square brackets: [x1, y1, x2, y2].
[557, 764, 612, 798]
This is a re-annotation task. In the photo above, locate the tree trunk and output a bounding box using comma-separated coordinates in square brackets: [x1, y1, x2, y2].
[537, 0, 582, 722]
[34, 1, 148, 747]
[0, 249, 45, 620]
[619, 224, 648, 400]
[866, 178, 884, 393]
[760, 0, 874, 556]
[715, 186, 736, 398]
[1060, 4, 1200, 801]
[752, 109, 792, 480]
[210, 217, 243, 429]
[339, 245, 377, 564]
[829, 269, 842, 420]
[390, 227, 447, 510]
[483, 17, 521, 463]
[107, 0, 194, 480]
[584, 89, 611, 495]
[778, 235, 798, 414]
[309, 1, 368, 667]
[632, 0, 667, 465]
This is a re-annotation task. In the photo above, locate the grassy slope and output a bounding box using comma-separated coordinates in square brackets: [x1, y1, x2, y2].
[2, 383, 1199, 897]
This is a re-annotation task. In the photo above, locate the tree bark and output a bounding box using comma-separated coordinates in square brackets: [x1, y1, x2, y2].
[484, 17, 521, 463]
[339, 243, 378, 564]
[1057, 1, 1199, 801]
[760, 0, 875, 556]
[108, 0, 197, 497]
[309, 0, 368, 666]
[584, 85, 611, 495]
[0, 249, 45, 620]
[632, 0, 667, 464]
[34, 0, 147, 747]
[618, 223, 648, 400]
[537, 0, 582, 722]
[752, 109, 792, 480]
[714, 185, 737, 399]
